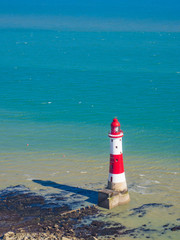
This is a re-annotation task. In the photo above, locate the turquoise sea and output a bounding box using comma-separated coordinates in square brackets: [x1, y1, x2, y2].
[0, 30, 180, 239]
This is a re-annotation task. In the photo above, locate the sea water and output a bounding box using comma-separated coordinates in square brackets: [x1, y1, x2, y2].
[0, 30, 180, 239]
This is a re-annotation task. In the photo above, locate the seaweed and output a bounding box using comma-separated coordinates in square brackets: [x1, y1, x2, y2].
[129, 203, 173, 217]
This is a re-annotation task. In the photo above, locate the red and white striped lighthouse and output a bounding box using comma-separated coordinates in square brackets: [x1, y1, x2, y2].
[98, 117, 130, 209]
[107, 118, 128, 192]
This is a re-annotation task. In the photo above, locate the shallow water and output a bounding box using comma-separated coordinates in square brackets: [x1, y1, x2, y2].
[0, 30, 180, 239]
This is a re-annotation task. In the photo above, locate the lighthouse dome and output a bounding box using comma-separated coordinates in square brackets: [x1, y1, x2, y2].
[111, 118, 120, 127]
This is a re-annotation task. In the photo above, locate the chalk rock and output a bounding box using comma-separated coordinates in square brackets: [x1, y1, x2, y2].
[3, 232, 15, 240]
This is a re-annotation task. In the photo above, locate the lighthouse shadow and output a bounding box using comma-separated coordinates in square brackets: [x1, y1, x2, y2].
[33, 179, 98, 204]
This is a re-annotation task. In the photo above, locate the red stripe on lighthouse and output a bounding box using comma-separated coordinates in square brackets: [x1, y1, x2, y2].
[109, 154, 124, 174]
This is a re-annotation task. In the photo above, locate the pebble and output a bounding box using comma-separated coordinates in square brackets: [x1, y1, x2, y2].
[3, 232, 15, 240]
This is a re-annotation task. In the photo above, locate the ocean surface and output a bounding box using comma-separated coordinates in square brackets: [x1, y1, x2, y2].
[0, 29, 180, 239]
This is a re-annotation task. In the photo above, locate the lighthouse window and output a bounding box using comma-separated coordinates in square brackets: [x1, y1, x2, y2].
[115, 127, 120, 132]
[111, 139, 113, 142]
[115, 146, 118, 148]
[116, 159, 118, 162]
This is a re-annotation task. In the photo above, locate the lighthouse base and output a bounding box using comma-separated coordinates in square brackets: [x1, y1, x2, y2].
[107, 180, 127, 192]
[98, 189, 130, 209]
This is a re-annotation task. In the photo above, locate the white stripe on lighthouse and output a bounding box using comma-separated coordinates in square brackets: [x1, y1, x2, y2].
[110, 137, 123, 155]
[108, 172, 126, 183]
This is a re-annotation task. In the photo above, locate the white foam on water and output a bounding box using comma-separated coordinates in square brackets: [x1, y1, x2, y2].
[80, 171, 87, 174]
[49, 172, 59, 176]
[26, 178, 33, 181]
[24, 174, 33, 181]
[148, 180, 160, 184]
[129, 185, 153, 195]
[41, 101, 52, 105]
[154, 180, 160, 184]
[137, 185, 147, 189]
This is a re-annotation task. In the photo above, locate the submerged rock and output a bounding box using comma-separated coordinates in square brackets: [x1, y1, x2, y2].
[129, 203, 173, 217]
[170, 225, 180, 231]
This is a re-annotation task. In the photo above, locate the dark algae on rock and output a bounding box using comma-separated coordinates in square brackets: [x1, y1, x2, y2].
[129, 203, 173, 217]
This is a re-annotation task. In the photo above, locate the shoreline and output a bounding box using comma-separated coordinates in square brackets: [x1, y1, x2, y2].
[0, 185, 180, 240]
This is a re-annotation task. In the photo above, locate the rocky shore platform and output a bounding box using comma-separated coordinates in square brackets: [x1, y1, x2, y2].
[0, 185, 179, 240]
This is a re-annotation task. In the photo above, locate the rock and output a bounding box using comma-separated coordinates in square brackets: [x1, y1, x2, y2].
[3, 232, 15, 240]
[88, 237, 98, 240]
[170, 225, 180, 231]
[18, 228, 26, 233]
[24, 236, 30, 240]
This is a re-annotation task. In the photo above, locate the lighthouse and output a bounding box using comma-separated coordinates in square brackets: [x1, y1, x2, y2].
[108, 118, 127, 192]
[98, 118, 130, 209]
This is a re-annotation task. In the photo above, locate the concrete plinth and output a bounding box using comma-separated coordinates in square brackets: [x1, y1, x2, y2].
[98, 189, 130, 209]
